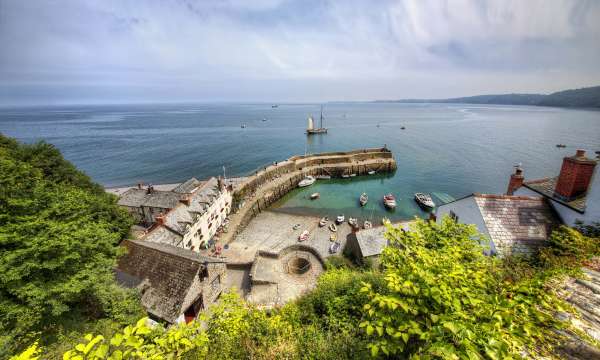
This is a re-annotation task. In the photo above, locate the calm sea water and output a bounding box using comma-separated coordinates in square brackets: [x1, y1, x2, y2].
[1, 103, 599, 221]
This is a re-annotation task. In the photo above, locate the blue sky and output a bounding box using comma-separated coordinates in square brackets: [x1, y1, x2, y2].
[1, 0, 599, 105]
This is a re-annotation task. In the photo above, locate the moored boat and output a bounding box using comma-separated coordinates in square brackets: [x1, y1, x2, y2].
[556, 144, 567, 148]
[383, 194, 396, 209]
[414, 193, 435, 209]
[336, 214, 345, 224]
[367, 170, 376, 175]
[298, 230, 309, 242]
[310, 192, 320, 200]
[359, 193, 368, 206]
[349, 173, 357, 177]
[329, 241, 341, 254]
[348, 217, 357, 227]
[341, 174, 350, 178]
[316, 175, 331, 180]
[319, 217, 328, 227]
[298, 175, 316, 187]
[363, 220, 372, 229]
[329, 223, 337, 232]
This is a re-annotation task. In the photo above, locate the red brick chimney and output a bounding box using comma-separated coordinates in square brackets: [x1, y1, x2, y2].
[506, 165, 524, 195]
[554, 149, 597, 200]
[155, 213, 166, 225]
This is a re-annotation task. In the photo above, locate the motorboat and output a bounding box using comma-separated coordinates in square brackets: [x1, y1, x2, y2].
[363, 220, 372, 229]
[298, 230, 309, 242]
[319, 217, 328, 227]
[349, 173, 357, 177]
[329, 223, 337, 232]
[348, 217, 357, 227]
[367, 170, 376, 175]
[336, 214, 345, 224]
[329, 241, 341, 254]
[401, 126, 406, 130]
[310, 192, 320, 200]
[359, 193, 368, 206]
[262, 117, 267, 122]
[383, 194, 397, 209]
[414, 193, 435, 209]
[298, 176, 316, 187]
[316, 175, 331, 180]
[341, 174, 350, 178]
[241, 123, 247, 128]
[556, 144, 567, 148]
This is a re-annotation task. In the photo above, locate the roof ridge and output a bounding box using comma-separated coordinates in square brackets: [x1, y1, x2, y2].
[473, 193, 543, 201]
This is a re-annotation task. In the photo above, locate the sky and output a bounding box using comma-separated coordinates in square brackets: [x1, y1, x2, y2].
[1, 0, 600, 105]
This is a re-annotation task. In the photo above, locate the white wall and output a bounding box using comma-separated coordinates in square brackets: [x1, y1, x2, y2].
[182, 189, 233, 251]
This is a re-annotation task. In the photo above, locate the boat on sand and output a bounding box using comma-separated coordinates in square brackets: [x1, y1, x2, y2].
[319, 217, 328, 227]
[363, 220, 372, 229]
[298, 230, 309, 242]
[329, 223, 337, 232]
[336, 214, 345, 224]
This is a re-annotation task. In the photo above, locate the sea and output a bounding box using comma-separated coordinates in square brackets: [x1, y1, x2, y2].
[1, 103, 599, 222]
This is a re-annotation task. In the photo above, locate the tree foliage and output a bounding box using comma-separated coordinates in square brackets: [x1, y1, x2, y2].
[0, 134, 141, 356]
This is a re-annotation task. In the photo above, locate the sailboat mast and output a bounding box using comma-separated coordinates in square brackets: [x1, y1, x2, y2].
[320, 105, 323, 129]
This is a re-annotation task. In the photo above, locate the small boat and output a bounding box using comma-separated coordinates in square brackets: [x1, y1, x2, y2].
[298, 230, 309, 242]
[401, 126, 406, 130]
[329, 241, 341, 254]
[262, 117, 267, 122]
[367, 170, 376, 175]
[363, 220, 372, 229]
[349, 173, 357, 177]
[319, 217, 328, 227]
[341, 174, 350, 178]
[414, 193, 435, 209]
[272, 104, 278, 108]
[293, 223, 301, 230]
[329, 223, 337, 232]
[556, 144, 567, 148]
[310, 192, 320, 200]
[382, 217, 390, 225]
[376, 123, 380, 128]
[241, 123, 247, 128]
[316, 175, 331, 180]
[298, 176, 316, 187]
[330, 233, 337, 242]
[348, 217, 358, 227]
[359, 193, 368, 206]
[336, 214, 345, 224]
[383, 194, 397, 209]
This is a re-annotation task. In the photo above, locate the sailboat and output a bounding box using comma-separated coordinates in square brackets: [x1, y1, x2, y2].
[306, 105, 328, 135]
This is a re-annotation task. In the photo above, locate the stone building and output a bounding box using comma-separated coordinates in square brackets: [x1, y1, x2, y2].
[507, 149, 599, 227]
[436, 194, 560, 256]
[116, 239, 226, 324]
[345, 227, 388, 266]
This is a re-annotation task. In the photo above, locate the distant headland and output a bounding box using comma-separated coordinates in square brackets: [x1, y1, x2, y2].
[374, 85, 600, 108]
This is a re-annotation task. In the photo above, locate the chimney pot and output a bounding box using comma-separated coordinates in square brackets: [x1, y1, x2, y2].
[554, 150, 597, 200]
[155, 213, 166, 225]
[506, 165, 524, 195]
[180, 195, 191, 206]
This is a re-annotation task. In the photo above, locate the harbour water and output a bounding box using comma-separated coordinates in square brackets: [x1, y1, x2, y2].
[1, 103, 599, 221]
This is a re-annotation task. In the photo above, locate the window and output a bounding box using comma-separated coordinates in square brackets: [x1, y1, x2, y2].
[449, 210, 459, 222]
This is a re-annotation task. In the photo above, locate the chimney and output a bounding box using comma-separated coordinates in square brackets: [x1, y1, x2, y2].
[155, 213, 166, 225]
[180, 195, 191, 206]
[554, 149, 597, 200]
[506, 164, 524, 195]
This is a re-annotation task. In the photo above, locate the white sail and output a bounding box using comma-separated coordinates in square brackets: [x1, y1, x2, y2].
[307, 116, 314, 130]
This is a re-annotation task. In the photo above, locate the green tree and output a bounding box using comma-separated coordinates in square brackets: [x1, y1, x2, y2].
[0, 134, 141, 356]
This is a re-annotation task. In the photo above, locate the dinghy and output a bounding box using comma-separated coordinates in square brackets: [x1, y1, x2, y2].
[330, 233, 337, 242]
[310, 192, 320, 200]
[298, 230, 309, 242]
[348, 217, 357, 227]
[367, 170, 376, 175]
[363, 220, 372, 229]
[329, 223, 337, 232]
[319, 217, 328, 227]
[359, 193, 368, 206]
[383, 194, 396, 209]
[298, 175, 316, 187]
[329, 241, 341, 254]
[414, 193, 435, 209]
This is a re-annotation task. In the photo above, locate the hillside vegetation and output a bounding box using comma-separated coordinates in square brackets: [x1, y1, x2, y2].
[380, 85, 600, 108]
[0, 134, 143, 358]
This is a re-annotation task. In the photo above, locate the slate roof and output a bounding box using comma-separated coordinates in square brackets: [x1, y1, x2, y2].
[173, 178, 203, 194]
[117, 188, 182, 209]
[473, 194, 560, 255]
[355, 227, 388, 257]
[116, 240, 222, 323]
[523, 177, 587, 213]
